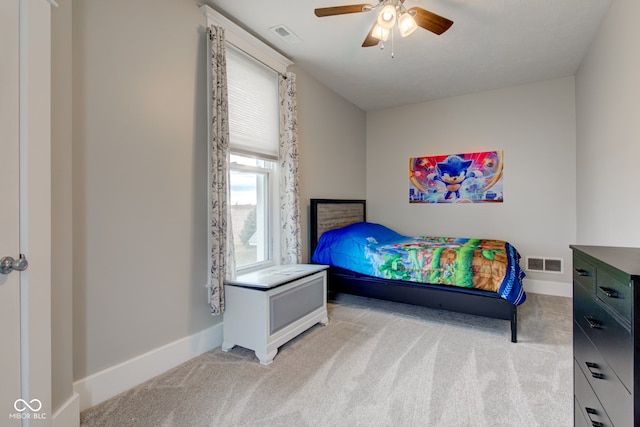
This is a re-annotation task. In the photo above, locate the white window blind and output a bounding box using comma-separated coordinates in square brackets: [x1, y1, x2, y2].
[227, 46, 279, 158]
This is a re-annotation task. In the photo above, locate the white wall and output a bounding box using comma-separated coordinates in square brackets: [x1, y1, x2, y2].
[575, 0, 640, 246]
[293, 65, 367, 262]
[72, 0, 216, 379]
[366, 77, 577, 288]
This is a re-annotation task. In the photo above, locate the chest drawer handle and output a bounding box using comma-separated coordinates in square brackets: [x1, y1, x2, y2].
[575, 268, 592, 277]
[598, 286, 619, 298]
[585, 361, 605, 379]
[585, 407, 604, 427]
[583, 316, 602, 329]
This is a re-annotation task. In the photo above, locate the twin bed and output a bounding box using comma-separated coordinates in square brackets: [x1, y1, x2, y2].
[309, 199, 526, 342]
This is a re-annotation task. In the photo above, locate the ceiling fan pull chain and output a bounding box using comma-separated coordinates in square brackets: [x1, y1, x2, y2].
[391, 23, 395, 58]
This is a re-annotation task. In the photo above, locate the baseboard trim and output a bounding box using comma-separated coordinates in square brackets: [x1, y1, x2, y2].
[523, 278, 572, 298]
[74, 322, 223, 411]
[52, 392, 80, 427]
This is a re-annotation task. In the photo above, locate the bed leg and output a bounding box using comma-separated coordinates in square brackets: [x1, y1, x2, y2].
[510, 305, 517, 343]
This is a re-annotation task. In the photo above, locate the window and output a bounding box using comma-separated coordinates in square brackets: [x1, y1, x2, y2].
[229, 154, 277, 270]
[227, 46, 280, 272]
[203, 5, 293, 274]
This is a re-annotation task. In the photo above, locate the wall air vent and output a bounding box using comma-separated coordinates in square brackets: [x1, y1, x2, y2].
[526, 256, 564, 274]
[527, 257, 544, 271]
[270, 25, 302, 45]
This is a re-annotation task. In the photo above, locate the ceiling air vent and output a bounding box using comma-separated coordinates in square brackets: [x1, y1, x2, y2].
[270, 25, 302, 45]
[526, 256, 564, 274]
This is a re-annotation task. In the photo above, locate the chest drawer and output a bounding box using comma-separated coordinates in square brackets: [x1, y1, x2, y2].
[574, 397, 590, 427]
[571, 245, 640, 427]
[574, 321, 632, 427]
[574, 360, 614, 427]
[596, 267, 632, 322]
[573, 282, 632, 392]
[574, 254, 596, 292]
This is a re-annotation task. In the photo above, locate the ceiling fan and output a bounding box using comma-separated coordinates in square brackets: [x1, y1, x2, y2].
[314, 1, 454, 48]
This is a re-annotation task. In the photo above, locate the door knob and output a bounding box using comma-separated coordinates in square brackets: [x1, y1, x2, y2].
[0, 254, 29, 274]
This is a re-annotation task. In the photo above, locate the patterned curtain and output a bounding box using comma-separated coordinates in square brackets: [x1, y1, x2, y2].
[279, 72, 302, 264]
[208, 26, 235, 314]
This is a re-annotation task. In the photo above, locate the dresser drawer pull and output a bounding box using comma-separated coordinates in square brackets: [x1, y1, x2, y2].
[598, 286, 619, 298]
[585, 407, 604, 427]
[575, 268, 592, 277]
[585, 362, 605, 379]
[583, 316, 602, 329]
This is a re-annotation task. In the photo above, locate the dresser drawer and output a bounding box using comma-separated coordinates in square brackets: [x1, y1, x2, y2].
[574, 322, 632, 427]
[573, 255, 596, 292]
[573, 283, 632, 392]
[573, 254, 596, 292]
[596, 268, 632, 323]
[574, 360, 614, 427]
[574, 397, 590, 427]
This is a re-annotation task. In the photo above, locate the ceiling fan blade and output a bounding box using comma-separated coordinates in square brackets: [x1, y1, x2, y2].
[409, 7, 454, 35]
[362, 21, 379, 47]
[315, 4, 373, 17]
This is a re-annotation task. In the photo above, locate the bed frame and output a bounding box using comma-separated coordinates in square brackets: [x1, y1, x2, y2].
[309, 198, 518, 342]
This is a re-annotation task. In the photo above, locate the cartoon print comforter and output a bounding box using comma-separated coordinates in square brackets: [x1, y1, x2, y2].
[312, 221, 526, 305]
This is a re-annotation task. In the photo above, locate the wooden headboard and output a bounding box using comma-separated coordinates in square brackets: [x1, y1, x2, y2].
[309, 199, 366, 259]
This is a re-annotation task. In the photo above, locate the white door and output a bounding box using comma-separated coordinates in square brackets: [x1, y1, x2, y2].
[0, 0, 24, 420]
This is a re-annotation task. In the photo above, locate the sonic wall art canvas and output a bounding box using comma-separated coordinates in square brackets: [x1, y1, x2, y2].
[409, 150, 504, 203]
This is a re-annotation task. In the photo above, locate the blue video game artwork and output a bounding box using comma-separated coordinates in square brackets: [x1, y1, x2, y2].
[409, 150, 504, 203]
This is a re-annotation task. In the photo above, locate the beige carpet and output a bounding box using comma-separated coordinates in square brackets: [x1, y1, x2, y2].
[80, 293, 573, 427]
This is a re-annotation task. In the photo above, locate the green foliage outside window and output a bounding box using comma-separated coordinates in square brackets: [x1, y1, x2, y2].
[240, 206, 257, 248]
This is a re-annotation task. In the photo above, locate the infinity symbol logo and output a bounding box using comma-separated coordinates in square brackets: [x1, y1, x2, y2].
[14, 399, 42, 412]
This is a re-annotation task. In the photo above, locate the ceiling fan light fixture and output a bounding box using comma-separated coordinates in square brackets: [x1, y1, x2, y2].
[371, 23, 390, 41]
[313, 1, 454, 53]
[398, 12, 417, 37]
[377, 4, 396, 29]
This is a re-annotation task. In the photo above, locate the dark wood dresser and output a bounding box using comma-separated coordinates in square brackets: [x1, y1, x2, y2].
[571, 245, 640, 427]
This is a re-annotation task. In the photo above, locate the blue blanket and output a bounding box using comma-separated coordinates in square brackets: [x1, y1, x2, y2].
[312, 222, 526, 305]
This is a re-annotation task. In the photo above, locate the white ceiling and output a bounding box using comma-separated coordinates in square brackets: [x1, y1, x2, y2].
[205, 0, 611, 111]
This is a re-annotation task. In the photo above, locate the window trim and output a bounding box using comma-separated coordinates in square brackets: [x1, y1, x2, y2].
[201, 5, 292, 74]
